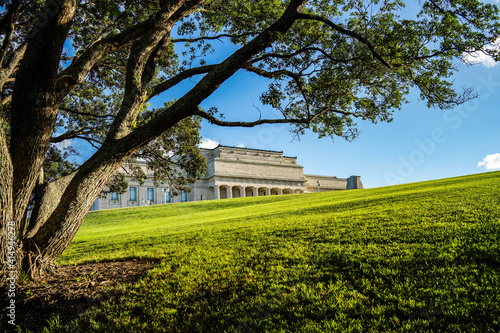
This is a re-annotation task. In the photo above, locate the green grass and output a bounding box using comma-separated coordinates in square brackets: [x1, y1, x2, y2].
[51, 171, 500, 332]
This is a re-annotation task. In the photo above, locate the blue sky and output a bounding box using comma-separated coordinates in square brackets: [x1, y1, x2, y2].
[187, 2, 500, 189]
[193, 59, 500, 189]
[68, 2, 500, 189]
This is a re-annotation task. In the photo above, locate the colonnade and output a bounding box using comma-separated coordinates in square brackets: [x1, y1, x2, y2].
[211, 184, 303, 200]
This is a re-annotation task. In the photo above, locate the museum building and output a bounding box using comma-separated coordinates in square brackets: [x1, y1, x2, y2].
[90, 145, 362, 211]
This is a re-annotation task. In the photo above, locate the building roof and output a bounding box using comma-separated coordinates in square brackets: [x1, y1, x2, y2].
[201, 144, 297, 159]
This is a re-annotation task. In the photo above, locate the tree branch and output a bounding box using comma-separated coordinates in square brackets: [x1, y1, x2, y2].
[296, 12, 393, 69]
[1, 94, 11, 106]
[0, 1, 21, 66]
[55, 0, 197, 101]
[243, 63, 310, 105]
[194, 103, 362, 129]
[0, 0, 20, 35]
[114, 0, 309, 152]
[50, 127, 96, 143]
[0, 42, 27, 90]
[104, 0, 205, 142]
[74, 135, 102, 149]
[194, 110, 313, 127]
[171, 33, 253, 43]
[250, 46, 363, 64]
[146, 64, 217, 102]
[59, 107, 116, 118]
[243, 63, 301, 80]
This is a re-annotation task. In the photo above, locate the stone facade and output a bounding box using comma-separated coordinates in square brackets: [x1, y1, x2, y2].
[90, 145, 362, 211]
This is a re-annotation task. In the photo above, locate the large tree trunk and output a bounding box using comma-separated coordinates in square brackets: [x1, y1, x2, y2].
[25, 172, 76, 239]
[1, 0, 78, 280]
[9, 0, 77, 229]
[0, 119, 21, 282]
[22, 144, 139, 277]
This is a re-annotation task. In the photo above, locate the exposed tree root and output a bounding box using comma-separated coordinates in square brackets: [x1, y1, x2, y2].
[1, 258, 160, 332]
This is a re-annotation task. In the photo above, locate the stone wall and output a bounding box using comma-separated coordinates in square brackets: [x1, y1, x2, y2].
[90, 145, 363, 210]
[303, 174, 363, 192]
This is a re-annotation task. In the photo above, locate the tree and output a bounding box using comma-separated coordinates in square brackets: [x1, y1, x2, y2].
[1, 0, 499, 280]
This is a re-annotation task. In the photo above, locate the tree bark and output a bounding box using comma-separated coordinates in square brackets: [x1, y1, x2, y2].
[23, 144, 138, 277]
[9, 0, 78, 229]
[25, 172, 76, 239]
[0, 118, 20, 282]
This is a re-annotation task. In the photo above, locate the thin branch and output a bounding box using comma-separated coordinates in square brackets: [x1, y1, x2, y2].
[251, 46, 364, 65]
[296, 12, 393, 69]
[74, 135, 102, 149]
[243, 63, 301, 80]
[194, 105, 360, 128]
[59, 107, 116, 118]
[51, 127, 96, 143]
[2, 94, 12, 105]
[195, 110, 313, 128]
[243, 63, 310, 103]
[171, 33, 253, 43]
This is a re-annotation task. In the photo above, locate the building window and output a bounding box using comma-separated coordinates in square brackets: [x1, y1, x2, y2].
[147, 188, 155, 202]
[129, 187, 137, 201]
[110, 192, 119, 200]
[166, 191, 171, 203]
[181, 191, 187, 202]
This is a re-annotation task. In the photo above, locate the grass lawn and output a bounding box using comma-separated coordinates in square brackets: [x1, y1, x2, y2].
[46, 171, 500, 331]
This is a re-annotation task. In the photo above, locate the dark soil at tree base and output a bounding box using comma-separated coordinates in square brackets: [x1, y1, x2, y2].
[1, 259, 159, 332]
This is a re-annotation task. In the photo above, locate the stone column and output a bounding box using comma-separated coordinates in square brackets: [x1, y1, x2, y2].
[227, 186, 232, 199]
[240, 187, 245, 198]
[278, 188, 283, 195]
[253, 187, 258, 197]
[265, 188, 271, 196]
[214, 185, 220, 200]
[138, 185, 141, 206]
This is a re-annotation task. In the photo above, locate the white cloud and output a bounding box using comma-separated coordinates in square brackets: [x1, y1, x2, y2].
[463, 37, 500, 68]
[478, 153, 500, 170]
[463, 51, 498, 68]
[199, 138, 219, 149]
[53, 138, 75, 150]
[237, 142, 245, 148]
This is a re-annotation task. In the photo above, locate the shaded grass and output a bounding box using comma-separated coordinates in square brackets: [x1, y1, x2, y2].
[51, 171, 500, 332]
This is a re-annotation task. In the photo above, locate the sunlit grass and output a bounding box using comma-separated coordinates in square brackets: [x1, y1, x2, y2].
[53, 171, 500, 332]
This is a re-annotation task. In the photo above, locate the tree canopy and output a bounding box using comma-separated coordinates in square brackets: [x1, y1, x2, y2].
[1, 0, 499, 279]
